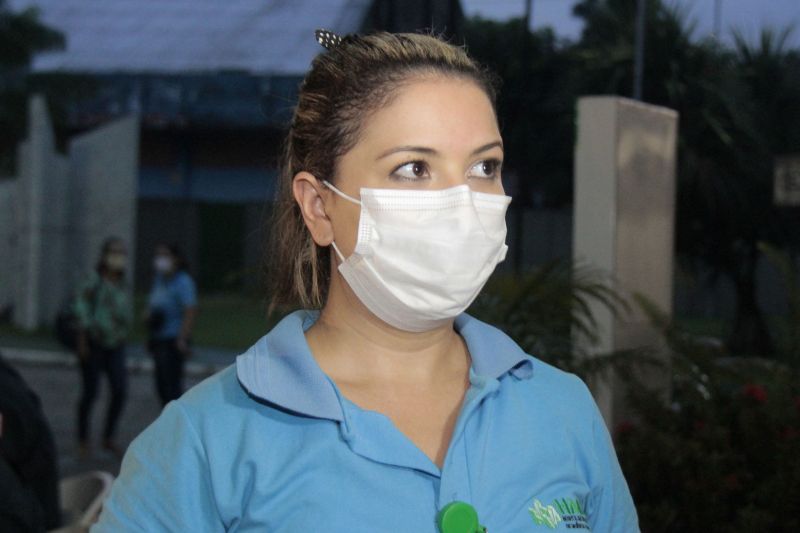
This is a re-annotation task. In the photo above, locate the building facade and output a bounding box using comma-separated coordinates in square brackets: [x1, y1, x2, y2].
[10, 0, 464, 291]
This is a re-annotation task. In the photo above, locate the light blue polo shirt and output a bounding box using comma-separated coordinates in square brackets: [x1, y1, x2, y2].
[93, 311, 638, 532]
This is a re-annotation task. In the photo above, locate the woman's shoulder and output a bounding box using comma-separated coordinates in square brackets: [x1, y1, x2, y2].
[173, 364, 248, 418]
[522, 355, 598, 415]
[132, 364, 267, 455]
[96, 364, 259, 531]
[174, 312, 323, 425]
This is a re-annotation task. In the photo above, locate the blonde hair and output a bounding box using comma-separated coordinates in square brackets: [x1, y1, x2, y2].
[267, 32, 498, 310]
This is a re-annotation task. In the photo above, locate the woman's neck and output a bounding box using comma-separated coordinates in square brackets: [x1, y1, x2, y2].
[306, 273, 469, 387]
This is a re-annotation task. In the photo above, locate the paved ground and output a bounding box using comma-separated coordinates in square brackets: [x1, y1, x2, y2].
[2, 345, 236, 479]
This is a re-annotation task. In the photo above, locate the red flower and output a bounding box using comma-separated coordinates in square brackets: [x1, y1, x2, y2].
[742, 383, 767, 404]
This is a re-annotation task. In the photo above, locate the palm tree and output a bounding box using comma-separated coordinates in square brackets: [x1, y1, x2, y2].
[573, 0, 800, 355]
[674, 27, 800, 355]
[720, 28, 800, 353]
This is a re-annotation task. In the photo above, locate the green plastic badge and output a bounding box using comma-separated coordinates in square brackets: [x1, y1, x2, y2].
[437, 501, 485, 533]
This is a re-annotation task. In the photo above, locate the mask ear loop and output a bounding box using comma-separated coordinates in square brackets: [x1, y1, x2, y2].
[321, 180, 361, 264]
[322, 180, 361, 205]
[330, 241, 346, 263]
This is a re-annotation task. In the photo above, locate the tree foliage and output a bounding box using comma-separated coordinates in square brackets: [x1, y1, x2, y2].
[463, 18, 576, 207]
[614, 296, 800, 532]
[470, 259, 629, 374]
[0, 0, 63, 68]
[0, 0, 64, 173]
[465, 0, 800, 355]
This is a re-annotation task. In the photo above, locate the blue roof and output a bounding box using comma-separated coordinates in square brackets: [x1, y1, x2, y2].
[9, 0, 371, 75]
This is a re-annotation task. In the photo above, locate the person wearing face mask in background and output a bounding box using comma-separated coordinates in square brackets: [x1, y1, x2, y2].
[74, 237, 132, 458]
[145, 243, 197, 407]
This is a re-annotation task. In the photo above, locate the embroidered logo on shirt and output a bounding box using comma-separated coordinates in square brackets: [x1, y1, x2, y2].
[529, 500, 562, 528]
[528, 497, 590, 530]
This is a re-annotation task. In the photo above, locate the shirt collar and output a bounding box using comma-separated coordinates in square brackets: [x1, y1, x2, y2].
[236, 310, 343, 421]
[236, 310, 533, 421]
[454, 313, 534, 380]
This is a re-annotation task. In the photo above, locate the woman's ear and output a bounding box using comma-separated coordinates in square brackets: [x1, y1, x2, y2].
[292, 171, 334, 246]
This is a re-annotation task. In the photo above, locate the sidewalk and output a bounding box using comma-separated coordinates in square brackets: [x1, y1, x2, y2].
[1, 343, 238, 479]
[1, 341, 239, 375]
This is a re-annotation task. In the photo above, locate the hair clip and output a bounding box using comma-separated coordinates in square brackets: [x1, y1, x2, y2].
[315, 29, 343, 50]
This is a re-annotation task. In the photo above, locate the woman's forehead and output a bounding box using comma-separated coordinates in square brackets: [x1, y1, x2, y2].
[355, 77, 500, 156]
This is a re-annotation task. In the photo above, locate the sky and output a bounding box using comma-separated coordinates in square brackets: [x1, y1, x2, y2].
[461, 0, 800, 49]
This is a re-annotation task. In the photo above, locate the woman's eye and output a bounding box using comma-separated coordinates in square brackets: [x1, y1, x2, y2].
[391, 161, 430, 181]
[468, 159, 501, 180]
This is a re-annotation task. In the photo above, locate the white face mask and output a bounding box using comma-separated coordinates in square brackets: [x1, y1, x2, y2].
[324, 180, 511, 332]
[154, 256, 173, 274]
[105, 252, 127, 272]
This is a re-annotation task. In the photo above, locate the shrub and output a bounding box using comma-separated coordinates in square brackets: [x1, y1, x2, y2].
[615, 299, 800, 532]
[470, 260, 627, 373]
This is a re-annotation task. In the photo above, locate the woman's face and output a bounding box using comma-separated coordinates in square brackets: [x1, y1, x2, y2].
[104, 241, 128, 272]
[153, 246, 175, 274]
[325, 76, 504, 255]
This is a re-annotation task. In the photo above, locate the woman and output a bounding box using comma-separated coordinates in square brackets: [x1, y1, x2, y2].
[146, 243, 197, 406]
[94, 31, 638, 531]
[74, 237, 131, 457]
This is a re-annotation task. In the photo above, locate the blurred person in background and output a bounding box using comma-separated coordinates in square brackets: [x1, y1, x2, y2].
[74, 237, 131, 458]
[146, 243, 197, 406]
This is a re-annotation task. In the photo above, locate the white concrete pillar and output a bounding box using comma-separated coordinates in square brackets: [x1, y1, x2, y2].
[10, 96, 139, 330]
[573, 96, 678, 427]
[0, 180, 15, 313]
[14, 95, 55, 329]
[69, 115, 140, 300]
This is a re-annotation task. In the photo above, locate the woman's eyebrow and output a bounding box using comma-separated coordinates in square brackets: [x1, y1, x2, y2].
[376, 140, 503, 161]
[376, 146, 437, 160]
[471, 141, 503, 156]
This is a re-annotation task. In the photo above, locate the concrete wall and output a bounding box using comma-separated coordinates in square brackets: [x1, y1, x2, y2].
[134, 200, 200, 290]
[69, 115, 140, 302]
[13, 96, 70, 329]
[0, 179, 15, 314]
[134, 200, 269, 292]
[244, 202, 271, 290]
[4, 96, 139, 330]
[573, 96, 679, 426]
